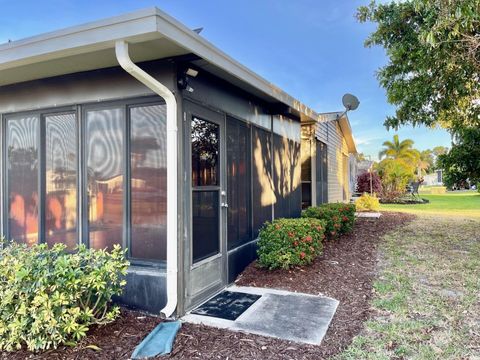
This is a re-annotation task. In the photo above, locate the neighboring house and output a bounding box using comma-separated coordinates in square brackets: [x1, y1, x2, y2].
[301, 112, 357, 207]
[422, 170, 444, 186]
[348, 154, 358, 197]
[0, 8, 357, 316]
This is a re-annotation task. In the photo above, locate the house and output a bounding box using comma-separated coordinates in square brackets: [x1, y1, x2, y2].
[0, 8, 357, 316]
[301, 112, 357, 208]
[422, 170, 444, 186]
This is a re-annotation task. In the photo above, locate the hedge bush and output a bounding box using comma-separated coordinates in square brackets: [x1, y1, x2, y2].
[0, 241, 129, 352]
[355, 192, 380, 212]
[323, 203, 356, 234]
[302, 203, 356, 238]
[257, 218, 326, 270]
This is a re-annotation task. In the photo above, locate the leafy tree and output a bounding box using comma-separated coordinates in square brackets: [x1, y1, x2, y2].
[437, 127, 480, 187]
[356, 171, 383, 194]
[431, 145, 449, 168]
[432, 146, 448, 158]
[379, 134, 418, 161]
[357, 0, 480, 130]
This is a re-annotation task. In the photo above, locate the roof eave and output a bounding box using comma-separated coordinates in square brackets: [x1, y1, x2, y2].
[0, 7, 320, 123]
[318, 111, 357, 154]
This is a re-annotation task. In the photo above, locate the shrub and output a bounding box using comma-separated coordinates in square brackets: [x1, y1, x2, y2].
[355, 193, 380, 212]
[379, 194, 429, 204]
[380, 189, 404, 203]
[322, 203, 356, 234]
[257, 218, 326, 270]
[302, 203, 356, 238]
[0, 241, 129, 352]
[356, 172, 382, 195]
[302, 207, 340, 238]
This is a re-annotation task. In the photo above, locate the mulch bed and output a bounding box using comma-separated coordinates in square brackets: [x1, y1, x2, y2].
[1, 212, 415, 360]
[0, 310, 160, 360]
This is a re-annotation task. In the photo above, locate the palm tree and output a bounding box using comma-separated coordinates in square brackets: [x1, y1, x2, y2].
[379, 135, 417, 161]
[416, 150, 433, 176]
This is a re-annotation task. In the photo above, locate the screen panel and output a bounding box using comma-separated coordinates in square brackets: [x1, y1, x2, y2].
[273, 134, 301, 219]
[45, 113, 77, 249]
[192, 190, 220, 262]
[86, 108, 124, 251]
[226, 117, 251, 249]
[7, 115, 39, 246]
[129, 104, 167, 261]
[252, 126, 273, 237]
[301, 135, 313, 209]
[316, 140, 328, 204]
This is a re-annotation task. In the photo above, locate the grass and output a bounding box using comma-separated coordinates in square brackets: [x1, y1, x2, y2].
[380, 191, 480, 218]
[337, 215, 480, 359]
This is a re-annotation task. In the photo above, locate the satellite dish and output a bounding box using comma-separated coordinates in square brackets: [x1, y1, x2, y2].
[342, 93, 360, 111]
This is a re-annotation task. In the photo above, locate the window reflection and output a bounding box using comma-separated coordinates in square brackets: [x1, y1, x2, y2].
[191, 117, 219, 187]
[130, 105, 167, 260]
[45, 113, 77, 250]
[86, 108, 124, 251]
[7, 116, 39, 246]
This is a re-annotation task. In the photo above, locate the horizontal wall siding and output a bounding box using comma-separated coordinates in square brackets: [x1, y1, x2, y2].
[316, 120, 350, 203]
[316, 121, 329, 144]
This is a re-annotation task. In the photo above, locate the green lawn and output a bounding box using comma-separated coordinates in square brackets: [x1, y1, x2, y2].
[380, 191, 480, 218]
[338, 215, 480, 359]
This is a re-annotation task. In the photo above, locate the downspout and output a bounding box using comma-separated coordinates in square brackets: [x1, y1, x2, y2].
[115, 40, 178, 318]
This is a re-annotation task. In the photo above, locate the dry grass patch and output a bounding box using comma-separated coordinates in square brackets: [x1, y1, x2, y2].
[338, 215, 480, 359]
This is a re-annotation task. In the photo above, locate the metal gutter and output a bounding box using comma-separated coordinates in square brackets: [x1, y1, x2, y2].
[115, 40, 178, 318]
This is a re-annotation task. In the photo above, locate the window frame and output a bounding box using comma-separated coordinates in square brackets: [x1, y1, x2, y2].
[42, 110, 80, 249]
[315, 139, 328, 204]
[1, 96, 167, 268]
[2, 106, 76, 247]
[301, 127, 314, 209]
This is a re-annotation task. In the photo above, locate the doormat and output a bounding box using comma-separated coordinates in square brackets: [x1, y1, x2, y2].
[191, 291, 261, 321]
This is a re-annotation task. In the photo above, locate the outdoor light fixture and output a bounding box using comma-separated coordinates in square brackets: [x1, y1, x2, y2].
[186, 68, 199, 77]
[177, 67, 199, 93]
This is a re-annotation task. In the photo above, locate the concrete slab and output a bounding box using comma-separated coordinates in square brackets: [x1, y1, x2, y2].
[355, 212, 382, 218]
[182, 286, 339, 345]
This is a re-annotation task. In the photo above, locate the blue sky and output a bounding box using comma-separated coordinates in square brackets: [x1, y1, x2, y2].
[0, 0, 452, 159]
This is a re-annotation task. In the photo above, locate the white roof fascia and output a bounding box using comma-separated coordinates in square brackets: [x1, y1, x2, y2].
[0, 7, 320, 123]
[0, 8, 160, 69]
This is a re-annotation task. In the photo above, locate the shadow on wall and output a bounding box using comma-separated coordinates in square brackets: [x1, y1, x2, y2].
[251, 126, 301, 235]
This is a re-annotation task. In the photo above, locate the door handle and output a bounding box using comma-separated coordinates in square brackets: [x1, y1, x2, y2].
[221, 203, 229, 208]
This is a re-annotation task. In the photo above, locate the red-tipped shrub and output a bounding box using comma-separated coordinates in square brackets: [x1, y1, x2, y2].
[257, 218, 326, 270]
[356, 172, 382, 195]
